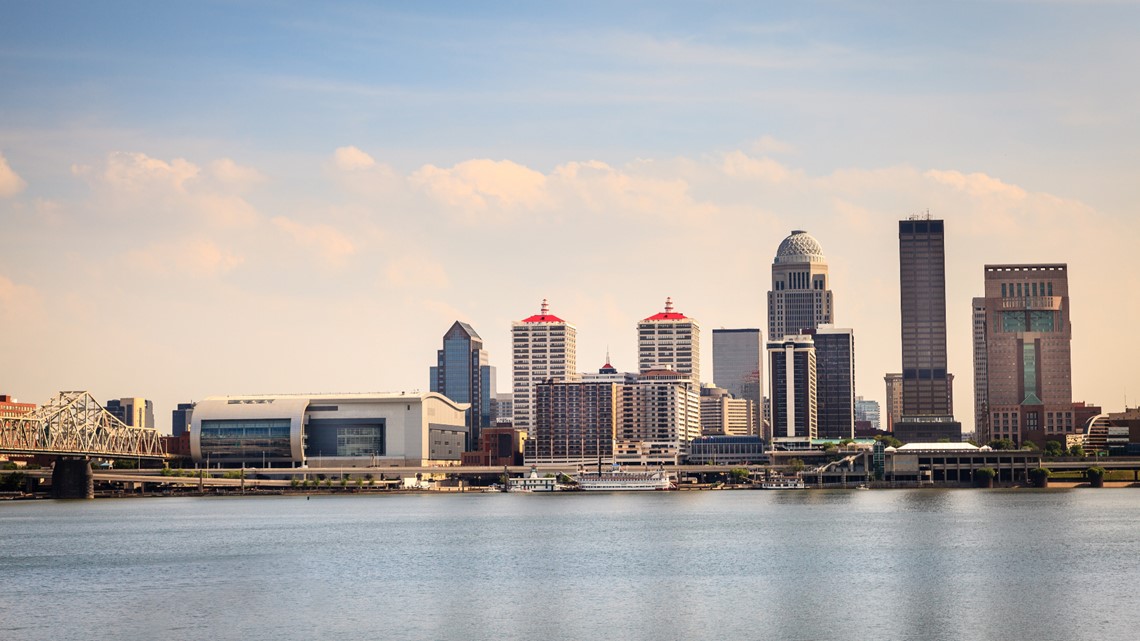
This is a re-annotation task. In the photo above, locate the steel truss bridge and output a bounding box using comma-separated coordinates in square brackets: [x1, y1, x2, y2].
[0, 391, 165, 459]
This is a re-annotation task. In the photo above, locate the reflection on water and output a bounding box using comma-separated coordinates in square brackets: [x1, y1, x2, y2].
[2, 490, 1139, 641]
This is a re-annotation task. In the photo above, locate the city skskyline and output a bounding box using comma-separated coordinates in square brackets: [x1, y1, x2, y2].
[2, 3, 1138, 434]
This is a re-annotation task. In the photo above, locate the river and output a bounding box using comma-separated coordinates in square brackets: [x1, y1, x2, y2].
[2, 489, 1137, 640]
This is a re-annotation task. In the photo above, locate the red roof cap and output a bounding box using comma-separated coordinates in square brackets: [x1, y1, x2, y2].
[643, 296, 688, 321]
[522, 298, 565, 323]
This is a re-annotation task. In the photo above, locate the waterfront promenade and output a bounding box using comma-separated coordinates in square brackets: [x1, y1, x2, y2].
[5, 458, 1140, 497]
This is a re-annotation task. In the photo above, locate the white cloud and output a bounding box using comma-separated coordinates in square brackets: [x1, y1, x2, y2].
[750, 135, 796, 155]
[385, 255, 449, 289]
[722, 151, 798, 183]
[411, 159, 549, 221]
[211, 158, 265, 187]
[72, 152, 262, 229]
[0, 274, 39, 311]
[925, 169, 1028, 201]
[196, 193, 261, 228]
[334, 146, 376, 171]
[124, 239, 243, 278]
[0, 152, 28, 197]
[103, 151, 199, 193]
[272, 216, 357, 266]
[550, 159, 718, 224]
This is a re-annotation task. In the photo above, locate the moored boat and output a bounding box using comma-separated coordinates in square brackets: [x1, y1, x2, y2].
[575, 463, 674, 491]
[508, 466, 558, 492]
[761, 476, 806, 490]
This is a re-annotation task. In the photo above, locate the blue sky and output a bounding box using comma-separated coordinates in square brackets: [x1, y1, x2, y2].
[2, 1, 1139, 431]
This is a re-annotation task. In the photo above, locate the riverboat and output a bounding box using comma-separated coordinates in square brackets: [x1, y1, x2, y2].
[508, 467, 558, 492]
[575, 464, 674, 491]
[761, 476, 806, 490]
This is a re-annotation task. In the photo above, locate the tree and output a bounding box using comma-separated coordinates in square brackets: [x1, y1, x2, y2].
[729, 468, 751, 484]
[1069, 444, 1085, 457]
[789, 458, 806, 472]
[987, 438, 1016, 450]
[1028, 467, 1051, 488]
[974, 467, 996, 488]
[875, 435, 903, 448]
[1021, 441, 1039, 451]
[1044, 440, 1064, 457]
[0, 471, 27, 491]
[1086, 466, 1107, 488]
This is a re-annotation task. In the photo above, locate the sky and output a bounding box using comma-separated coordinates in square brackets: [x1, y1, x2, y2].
[2, 1, 1139, 434]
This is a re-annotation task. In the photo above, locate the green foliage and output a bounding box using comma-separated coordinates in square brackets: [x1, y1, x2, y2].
[1044, 440, 1064, 457]
[839, 439, 855, 446]
[2, 462, 18, 470]
[1069, 444, 1085, 457]
[1086, 466, 1107, 478]
[788, 458, 806, 472]
[113, 458, 139, 469]
[987, 439, 1016, 450]
[975, 467, 996, 479]
[557, 473, 573, 484]
[1, 471, 27, 491]
[1021, 441, 1039, 451]
[729, 468, 751, 483]
[1028, 467, 1051, 487]
[937, 437, 951, 443]
[222, 469, 244, 479]
[290, 478, 300, 488]
[874, 435, 903, 448]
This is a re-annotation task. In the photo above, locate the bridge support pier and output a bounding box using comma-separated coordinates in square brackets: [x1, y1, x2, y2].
[51, 457, 94, 499]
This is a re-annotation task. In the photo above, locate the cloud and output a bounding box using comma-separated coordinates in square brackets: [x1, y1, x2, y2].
[385, 255, 449, 289]
[722, 151, 798, 183]
[73, 152, 262, 229]
[0, 152, 28, 197]
[272, 216, 357, 266]
[750, 135, 796, 155]
[924, 169, 1028, 201]
[0, 274, 39, 312]
[211, 158, 265, 187]
[196, 193, 261, 228]
[334, 146, 376, 171]
[124, 239, 243, 278]
[411, 159, 548, 220]
[102, 151, 199, 193]
[550, 159, 717, 224]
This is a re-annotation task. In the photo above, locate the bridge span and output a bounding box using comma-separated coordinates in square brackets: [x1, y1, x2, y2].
[1, 391, 166, 498]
